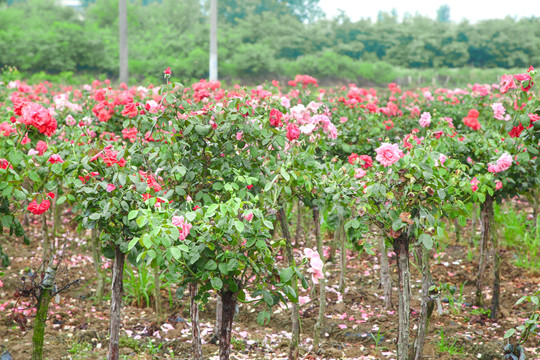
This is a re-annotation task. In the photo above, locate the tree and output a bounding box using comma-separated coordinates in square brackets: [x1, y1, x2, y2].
[118, 0, 128, 83]
[436, 4, 450, 23]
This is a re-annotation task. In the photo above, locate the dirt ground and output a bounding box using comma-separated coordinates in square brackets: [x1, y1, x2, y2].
[1, 216, 539, 360]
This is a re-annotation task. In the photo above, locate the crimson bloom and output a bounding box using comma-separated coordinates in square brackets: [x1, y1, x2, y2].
[286, 123, 300, 141]
[48, 154, 64, 164]
[27, 199, 51, 215]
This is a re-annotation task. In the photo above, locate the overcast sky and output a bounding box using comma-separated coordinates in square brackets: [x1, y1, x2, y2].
[318, 0, 539, 23]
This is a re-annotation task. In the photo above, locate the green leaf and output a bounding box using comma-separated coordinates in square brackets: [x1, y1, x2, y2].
[205, 260, 217, 270]
[392, 218, 403, 231]
[437, 189, 445, 201]
[170, 247, 181, 260]
[211, 277, 223, 290]
[128, 210, 138, 220]
[29, 171, 40, 182]
[419, 233, 433, 250]
[136, 216, 148, 228]
[185, 211, 196, 222]
[262, 290, 274, 306]
[279, 267, 295, 283]
[503, 328, 516, 339]
[8, 152, 23, 166]
[143, 236, 152, 248]
[256, 311, 270, 326]
[227, 259, 239, 272]
[477, 193, 486, 203]
[218, 262, 229, 275]
[56, 195, 67, 205]
[89, 213, 100, 220]
[118, 174, 127, 187]
[127, 237, 139, 251]
[234, 220, 245, 233]
[280, 167, 290, 181]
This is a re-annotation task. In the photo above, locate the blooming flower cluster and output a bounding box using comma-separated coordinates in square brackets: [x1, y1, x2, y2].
[303, 248, 324, 284]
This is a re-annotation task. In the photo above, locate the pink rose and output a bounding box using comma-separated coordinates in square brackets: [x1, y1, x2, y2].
[495, 180, 503, 190]
[375, 143, 404, 167]
[36, 140, 48, 155]
[419, 112, 431, 127]
[471, 177, 479, 192]
[500, 74, 516, 94]
[488, 163, 501, 173]
[304, 248, 324, 284]
[439, 154, 447, 166]
[48, 154, 64, 164]
[354, 168, 366, 179]
[172, 215, 192, 240]
[496, 153, 512, 171]
[286, 123, 300, 141]
[106, 184, 116, 192]
[243, 212, 254, 222]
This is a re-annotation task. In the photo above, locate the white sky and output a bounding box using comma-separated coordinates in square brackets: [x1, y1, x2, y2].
[319, 0, 539, 23]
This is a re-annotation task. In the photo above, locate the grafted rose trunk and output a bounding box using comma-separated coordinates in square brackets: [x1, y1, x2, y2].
[190, 283, 203, 360]
[219, 290, 238, 360]
[394, 234, 411, 360]
[413, 246, 435, 360]
[338, 220, 347, 292]
[313, 206, 326, 353]
[378, 234, 393, 309]
[277, 206, 300, 360]
[107, 246, 125, 360]
[476, 195, 493, 307]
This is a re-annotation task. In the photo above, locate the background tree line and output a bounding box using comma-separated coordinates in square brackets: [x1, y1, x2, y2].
[0, 0, 538, 85]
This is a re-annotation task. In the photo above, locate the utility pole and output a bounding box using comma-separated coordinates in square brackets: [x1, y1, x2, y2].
[119, 0, 128, 84]
[209, 0, 218, 81]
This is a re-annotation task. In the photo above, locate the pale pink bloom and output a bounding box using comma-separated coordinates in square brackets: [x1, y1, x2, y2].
[236, 131, 243, 141]
[65, 115, 76, 126]
[488, 163, 501, 173]
[326, 123, 338, 139]
[243, 212, 254, 222]
[186, 195, 193, 202]
[375, 143, 404, 167]
[172, 215, 192, 240]
[304, 248, 318, 259]
[304, 248, 324, 284]
[491, 102, 507, 120]
[419, 112, 431, 127]
[28, 149, 39, 156]
[495, 180, 503, 190]
[145, 100, 162, 114]
[340, 117, 348, 123]
[439, 154, 447, 166]
[354, 168, 367, 179]
[298, 296, 310, 305]
[0, 279, 3, 287]
[299, 123, 316, 135]
[467, 157, 474, 164]
[307, 101, 322, 112]
[281, 97, 291, 109]
[106, 184, 116, 192]
[496, 153, 512, 171]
